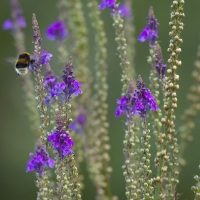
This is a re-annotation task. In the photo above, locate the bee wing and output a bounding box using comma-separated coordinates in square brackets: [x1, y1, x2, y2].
[5, 57, 16, 64]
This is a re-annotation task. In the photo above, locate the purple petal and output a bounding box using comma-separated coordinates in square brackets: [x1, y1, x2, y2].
[2, 18, 13, 30]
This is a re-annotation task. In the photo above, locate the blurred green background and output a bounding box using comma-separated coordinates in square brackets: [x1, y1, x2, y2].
[0, 0, 200, 199]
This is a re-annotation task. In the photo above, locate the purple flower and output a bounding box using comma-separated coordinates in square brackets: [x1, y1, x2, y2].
[46, 21, 68, 41]
[118, 4, 131, 19]
[153, 42, 167, 78]
[2, 19, 13, 30]
[39, 50, 52, 66]
[99, 0, 116, 10]
[134, 76, 158, 118]
[138, 6, 159, 46]
[115, 80, 138, 118]
[26, 143, 54, 177]
[116, 76, 158, 120]
[62, 58, 82, 101]
[44, 69, 66, 105]
[44, 69, 58, 91]
[2, 16, 26, 30]
[70, 111, 87, 135]
[48, 130, 74, 158]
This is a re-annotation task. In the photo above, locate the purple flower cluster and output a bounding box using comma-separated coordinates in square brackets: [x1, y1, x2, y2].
[153, 43, 167, 78]
[62, 60, 82, 102]
[2, 16, 26, 30]
[29, 50, 52, 72]
[118, 4, 131, 19]
[48, 129, 74, 158]
[44, 59, 82, 105]
[99, 0, 116, 10]
[26, 143, 54, 177]
[70, 111, 87, 135]
[116, 76, 158, 119]
[2, 3, 26, 32]
[138, 6, 159, 46]
[46, 20, 68, 41]
[44, 69, 65, 105]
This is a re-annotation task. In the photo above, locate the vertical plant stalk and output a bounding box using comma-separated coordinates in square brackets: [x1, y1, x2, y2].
[191, 172, 200, 200]
[56, 1, 69, 66]
[139, 122, 154, 200]
[57, 0, 91, 190]
[148, 44, 167, 199]
[32, 14, 50, 141]
[31, 14, 52, 199]
[123, 117, 141, 199]
[179, 41, 200, 168]
[124, 0, 136, 80]
[112, 4, 143, 199]
[113, 5, 131, 95]
[161, 0, 185, 198]
[11, 0, 40, 137]
[54, 102, 82, 200]
[85, 1, 113, 199]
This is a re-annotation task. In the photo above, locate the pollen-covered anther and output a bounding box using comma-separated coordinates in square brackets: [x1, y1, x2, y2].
[172, 92, 176, 97]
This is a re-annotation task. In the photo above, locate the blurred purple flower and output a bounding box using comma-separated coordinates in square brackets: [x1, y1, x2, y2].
[39, 50, 52, 66]
[62, 59, 82, 101]
[48, 130, 74, 158]
[46, 21, 68, 41]
[2, 16, 26, 30]
[118, 4, 131, 19]
[99, 0, 116, 10]
[26, 143, 54, 177]
[44, 69, 58, 91]
[138, 6, 159, 46]
[70, 112, 87, 135]
[116, 76, 158, 120]
[153, 42, 167, 78]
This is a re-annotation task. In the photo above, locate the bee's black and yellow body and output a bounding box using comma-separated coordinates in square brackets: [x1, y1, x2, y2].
[15, 52, 31, 75]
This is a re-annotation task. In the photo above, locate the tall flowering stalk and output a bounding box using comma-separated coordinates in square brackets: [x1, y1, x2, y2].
[29, 13, 54, 199]
[47, 57, 82, 199]
[116, 76, 158, 199]
[56, 1, 91, 190]
[179, 39, 200, 168]
[85, 1, 113, 199]
[103, 1, 131, 95]
[138, 6, 168, 197]
[3, 0, 40, 137]
[161, 0, 184, 198]
[123, 0, 136, 80]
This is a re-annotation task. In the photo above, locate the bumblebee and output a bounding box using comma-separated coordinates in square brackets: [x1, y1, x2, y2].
[15, 52, 33, 75]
